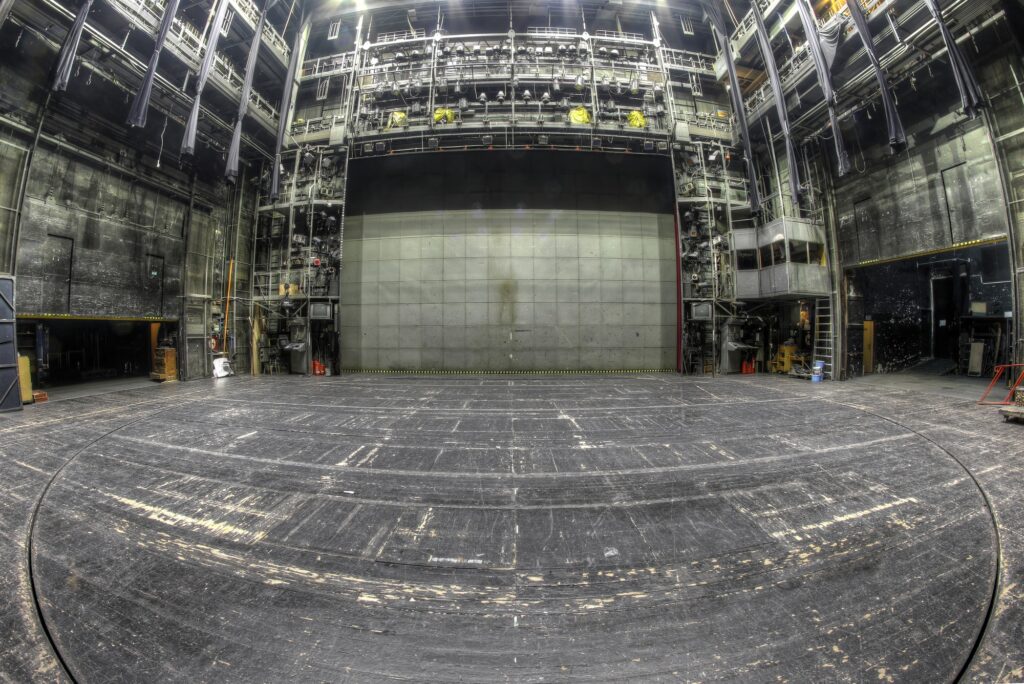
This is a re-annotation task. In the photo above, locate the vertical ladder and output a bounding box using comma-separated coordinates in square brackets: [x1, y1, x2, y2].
[688, 70, 703, 97]
[813, 297, 834, 380]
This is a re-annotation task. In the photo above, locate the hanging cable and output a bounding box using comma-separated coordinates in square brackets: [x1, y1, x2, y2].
[852, 124, 867, 174]
[156, 114, 168, 169]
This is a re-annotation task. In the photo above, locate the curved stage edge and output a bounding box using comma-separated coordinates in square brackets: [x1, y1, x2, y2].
[3, 374, 1019, 682]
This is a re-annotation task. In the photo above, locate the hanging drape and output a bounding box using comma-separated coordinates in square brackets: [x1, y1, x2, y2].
[52, 0, 94, 92]
[923, 0, 984, 118]
[751, 2, 801, 208]
[270, 14, 308, 201]
[846, 0, 905, 151]
[703, 1, 760, 213]
[796, 0, 851, 176]
[127, 0, 180, 128]
[818, 19, 846, 70]
[0, 0, 16, 30]
[181, 0, 230, 156]
[226, 0, 278, 182]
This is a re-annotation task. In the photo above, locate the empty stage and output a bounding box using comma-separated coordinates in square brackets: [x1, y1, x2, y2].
[4, 374, 1015, 681]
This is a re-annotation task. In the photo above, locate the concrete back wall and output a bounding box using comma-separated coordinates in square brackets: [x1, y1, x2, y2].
[339, 209, 677, 371]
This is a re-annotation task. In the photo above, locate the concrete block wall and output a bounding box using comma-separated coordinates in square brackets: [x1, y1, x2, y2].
[15, 148, 186, 318]
[834, 122, 1007, 267]
[0, 18, 259, 379]
[978, 50, 1024, 363]
[831, 51, 1014, 269]
[340, 209, 678, 371]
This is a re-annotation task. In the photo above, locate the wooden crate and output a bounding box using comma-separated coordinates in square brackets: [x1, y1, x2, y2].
[150, 347, 178, 381]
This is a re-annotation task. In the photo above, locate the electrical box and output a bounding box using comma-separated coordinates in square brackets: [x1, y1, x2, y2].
[673, 121, 691, 142]
[329, 124, 347, 146]
[691, 302, 712, 321]
[310, 301, 333, 320]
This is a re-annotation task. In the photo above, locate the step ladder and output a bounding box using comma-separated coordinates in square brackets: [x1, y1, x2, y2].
[812, 297, 834, 380]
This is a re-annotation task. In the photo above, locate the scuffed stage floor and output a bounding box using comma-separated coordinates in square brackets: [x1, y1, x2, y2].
[1, 374, 1022, 682]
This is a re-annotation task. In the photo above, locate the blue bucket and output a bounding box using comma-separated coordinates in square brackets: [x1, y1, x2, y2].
[811, 360, 825, 383]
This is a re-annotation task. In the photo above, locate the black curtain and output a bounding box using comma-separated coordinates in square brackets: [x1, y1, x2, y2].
[181, 0, 230, 156]
[127, 0, 180, 128]
[703, 1, 760, 213]
[752, 2, 801, 208]
[52, 0, 94, 92]
[923, 0, 984, 118]
[0, 0, 16, 30]
[846, 0, 905, 151]
[226, 0, 279, 181]
[270, 14, 307, 201]
[796, 0, 851, 176]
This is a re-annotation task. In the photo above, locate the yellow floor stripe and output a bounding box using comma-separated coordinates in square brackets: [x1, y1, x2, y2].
[337, 368, 674, 375]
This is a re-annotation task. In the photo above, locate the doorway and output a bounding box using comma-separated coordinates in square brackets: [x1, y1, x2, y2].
[16, 318, 177, 388]
[846, 241, 1013, 377]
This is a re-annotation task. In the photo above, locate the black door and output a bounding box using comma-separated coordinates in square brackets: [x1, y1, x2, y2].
[931, 277, 955, 359]
[41, 234, 74, 313]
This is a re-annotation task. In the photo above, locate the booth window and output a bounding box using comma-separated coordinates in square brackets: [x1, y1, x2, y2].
[771, 240, 787, 264]
[759, 244, 773, 267]
[808, 242, 824, 265]
[789, 239, 809, 264]
[736, 249, 758, 270]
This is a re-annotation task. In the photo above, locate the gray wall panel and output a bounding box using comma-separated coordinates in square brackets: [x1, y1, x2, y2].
[340, 209, 677, 371]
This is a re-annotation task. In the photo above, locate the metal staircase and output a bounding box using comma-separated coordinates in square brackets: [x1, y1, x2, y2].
[813, 297, 834, 380]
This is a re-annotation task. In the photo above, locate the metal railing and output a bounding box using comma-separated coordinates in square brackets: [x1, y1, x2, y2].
[526, 27, 578, 37]
[662, 48, 716, 76]
[301, 51, 357, 80]
[109, 0, 287, 68]
[677, 109, 734, 136]
[375, 28, 426, 44]
[593, 29, 646, 42]
[743, 44, 812, 115]
[212, 53, 279, 123]
[229, 0, 289, 60]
